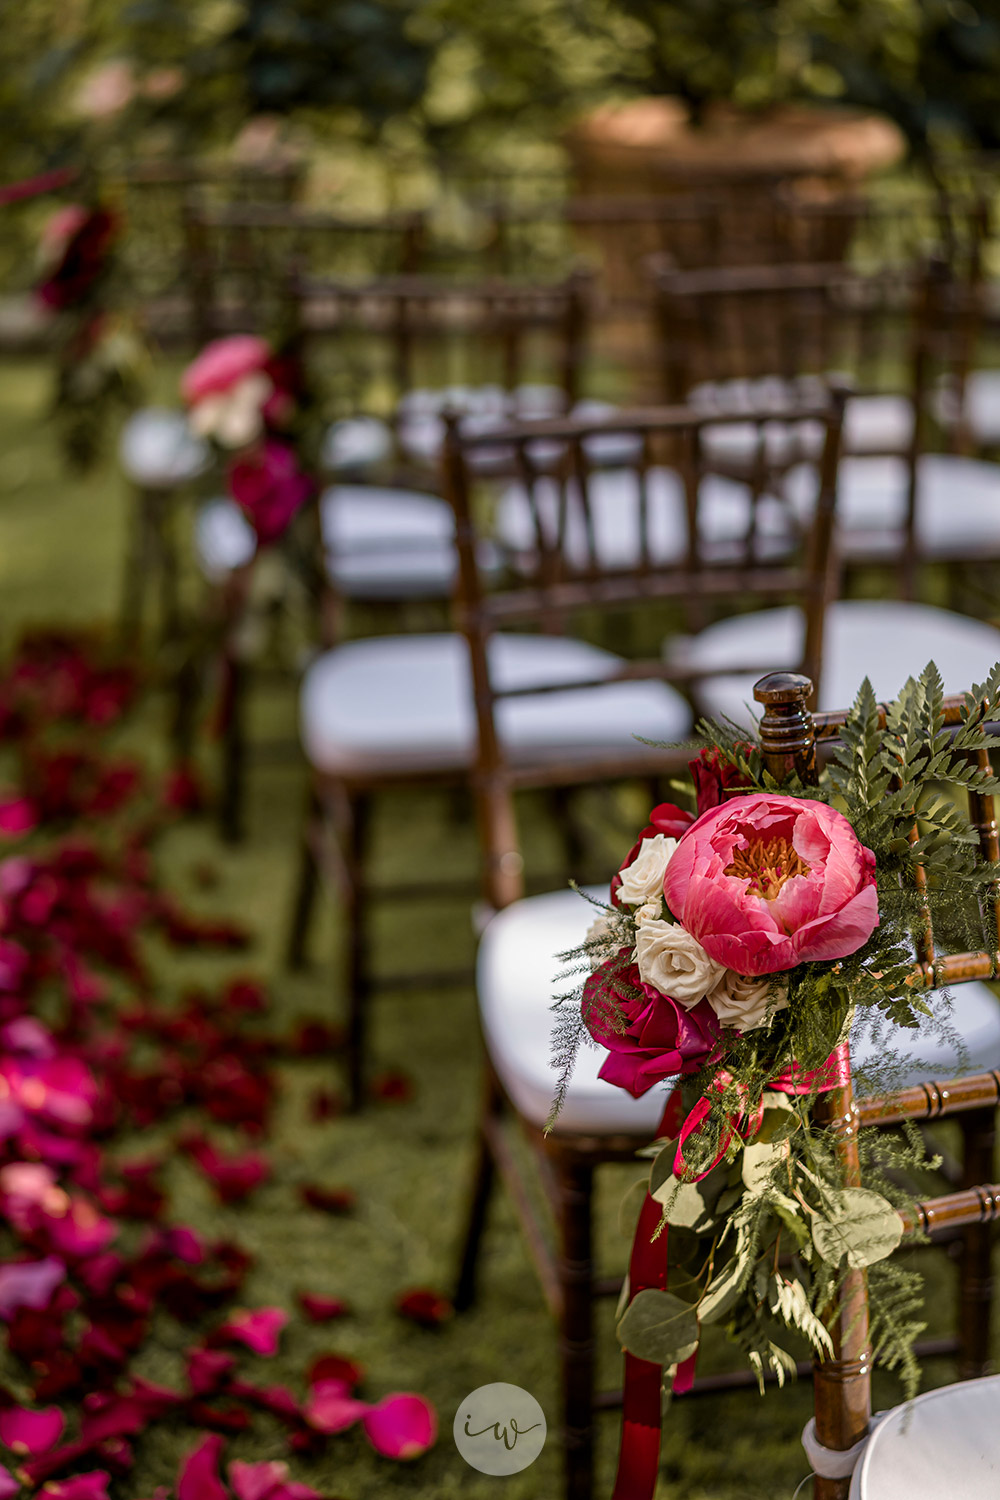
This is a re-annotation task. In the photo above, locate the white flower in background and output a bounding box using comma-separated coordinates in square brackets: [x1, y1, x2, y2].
[707, 971, 789, 1032]
[189, 372, 274, 448]
[617, 835, 677, 907]
[635, 919, 725, 1007]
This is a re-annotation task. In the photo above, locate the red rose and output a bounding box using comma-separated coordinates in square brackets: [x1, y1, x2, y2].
[582, 949, 720, 1098]
[688, 746, 755, 816]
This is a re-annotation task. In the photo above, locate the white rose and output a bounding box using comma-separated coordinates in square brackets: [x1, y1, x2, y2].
[634, 919, 725, 1007]
[707, 971, 789, 1032]
[634, 898, 663, 926]
[616, 835, 677, 907]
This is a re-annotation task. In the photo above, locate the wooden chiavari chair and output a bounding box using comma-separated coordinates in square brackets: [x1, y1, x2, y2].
[285, 389, 847, 1124]
[753, 672, 1000, 1500]
[452, 656, 1000, 1500]
[653, 256, 999, 605]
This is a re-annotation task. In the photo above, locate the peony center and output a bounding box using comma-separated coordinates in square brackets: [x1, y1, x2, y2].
[724, 835, 810, 901]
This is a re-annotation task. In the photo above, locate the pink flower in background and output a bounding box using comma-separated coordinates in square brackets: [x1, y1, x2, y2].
[663, 794, 878, 976]
[583, 952, 720, 1098]
[227, 439, 313, 546]
[181, 337, 271, 405]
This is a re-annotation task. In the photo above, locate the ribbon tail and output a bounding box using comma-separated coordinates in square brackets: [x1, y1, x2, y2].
[612, 1354, 665, 1500]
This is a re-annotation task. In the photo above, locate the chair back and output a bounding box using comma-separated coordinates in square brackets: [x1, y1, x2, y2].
[754, 671, 1000, 1500]
[182, 202, 427, 345]
[441, 387, 847, 911]
[294, 270, 591, 436]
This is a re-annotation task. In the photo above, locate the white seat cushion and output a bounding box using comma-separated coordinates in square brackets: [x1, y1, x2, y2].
[850, 1374, 1000, 1499]
[479, 887, 671, 1135]
[320, 485, 458, 599]
[194, 486, 461, 599]
[119, 407, 209, 488]
[321, 416, 392, 472]
[497, 466, 794, 572]
[396, 386, 642, 469]
[480, 887, 1000, 1135]
[195, 497, 257, 580]
[786, 452, 1000, 559]
[935, 369, 1000, 446]
[682, 599, 1000, 729]
[300, 632, 692, 776]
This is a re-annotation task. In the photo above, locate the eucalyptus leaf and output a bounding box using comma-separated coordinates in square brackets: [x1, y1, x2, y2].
[616, 1289, 700, 1366]
[742, 1138, 787, 1195]
[651, 1173, 715, 1232]
[811, 1188, 903, 1269]
[699, 1248, 750, 1323]
[618, 1177, 649, 1240]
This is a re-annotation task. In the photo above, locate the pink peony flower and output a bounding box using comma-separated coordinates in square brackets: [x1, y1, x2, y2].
[662, 794, 878, 977]
[583, 952, 720, 1098]
[227, 439, 313, 546]
[181, 337, 271, 405]
[362, 1393, 437, 1460]
[611, 803, 694, 907]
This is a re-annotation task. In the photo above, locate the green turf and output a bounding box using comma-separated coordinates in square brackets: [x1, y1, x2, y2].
[0, 359, 991, 1500]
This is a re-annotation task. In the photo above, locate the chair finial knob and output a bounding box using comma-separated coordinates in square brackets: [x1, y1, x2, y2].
[754, 673, 817, 786]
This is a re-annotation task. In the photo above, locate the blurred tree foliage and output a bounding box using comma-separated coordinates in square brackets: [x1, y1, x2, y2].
[2, 0, 1000, 190]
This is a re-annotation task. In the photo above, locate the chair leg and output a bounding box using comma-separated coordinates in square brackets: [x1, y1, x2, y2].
[958, 1106, 995, 1379]
[454, 1070, 503, 1311]
[556, 1154, 595, 1500]
[286, 786, 321, 971]
[548, 787, 587, 884]
[154, 491, 182, 645]
[218, 651, 247, 844]
[342, 789, 372, 1112]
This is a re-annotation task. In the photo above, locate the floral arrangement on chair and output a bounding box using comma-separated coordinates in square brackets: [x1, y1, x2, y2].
[181, 335, 316, 547]
[551, 665, 1000, 1497]
[36, 201, 144, 470]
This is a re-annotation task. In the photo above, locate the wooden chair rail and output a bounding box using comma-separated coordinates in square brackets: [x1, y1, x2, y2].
[902, 1181, 1000, 1235]
[859, 1068, 1000, 1126]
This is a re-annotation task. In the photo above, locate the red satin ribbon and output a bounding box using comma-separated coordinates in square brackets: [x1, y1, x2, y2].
[612, 1044, 849, 1500]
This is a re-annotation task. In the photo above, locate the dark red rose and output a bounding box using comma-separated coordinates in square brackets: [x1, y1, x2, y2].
[610, 802, 695, 907]
[582, 949, 720, 1098]
[688, 745, 755, 816]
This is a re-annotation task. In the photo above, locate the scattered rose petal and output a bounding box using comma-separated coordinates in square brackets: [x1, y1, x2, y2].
[362, 1393, 437, 1460]
[395, 1288, 453, 1329]
[0, 1465, 18, 1500]
[177, 1434, 227, 1500]
[0, 1258, 65, 1317]
[297, 1293, 349, 1323]
[302, 1380, 369, 1435]
[41, 1473, 112, 1500]
[299, 1185, 355, 1215]
[212, 1307, 287, 1356]
[0, 1404, 65, 1454]
[308, 1354, 364, 1389]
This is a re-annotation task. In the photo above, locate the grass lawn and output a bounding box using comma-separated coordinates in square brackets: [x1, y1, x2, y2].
[0, 358, 990, 1500]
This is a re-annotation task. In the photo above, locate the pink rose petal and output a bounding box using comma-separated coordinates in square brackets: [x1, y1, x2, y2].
[41, 1473, 112, 1500]
[303, 1379, 369, 1435]
[0, 1464, 18, 1500]
[0, 1257, 65, 1317]
[177, 1434, 227, 1500]
[362, 1392, 437, 1460]
[0, 796, 37, 836]
[0, 1404, 65, 1455]
[214, 1307, 287, 1355]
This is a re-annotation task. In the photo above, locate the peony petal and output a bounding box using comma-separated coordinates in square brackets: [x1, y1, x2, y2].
[362, 1393, 437, 1460]
[177, 1434, 227, 1500]
[0, 1404, 65, 1455]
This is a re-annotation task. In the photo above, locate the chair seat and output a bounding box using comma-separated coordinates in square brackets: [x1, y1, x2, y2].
[679, 599, 1000, 729]
[785, 453, 1000, 559]
[321, 416, 393, 473]
[119, 407, 210, 488]
[496, 466, 794, 572]
[849, 1374, 1000, 1499]
[320, 485, 458, 599]
[194, 486, 460, 599]
[299, 633, 692, 777]
[935, 369, 1000, 447]
[478, 887, 1000, 1136]
[397, 385, 643, 469]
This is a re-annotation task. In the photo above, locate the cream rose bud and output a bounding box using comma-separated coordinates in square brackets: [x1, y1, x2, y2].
[616, 835, 677, 907]
[707, 971, 789, 1032]
[634, 919, 726, 1007]
[634, 899, 662, 926]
